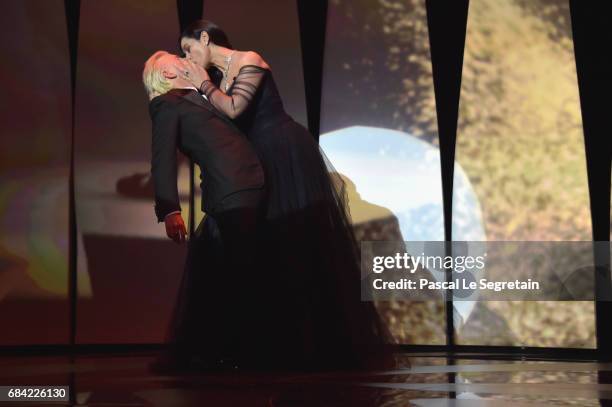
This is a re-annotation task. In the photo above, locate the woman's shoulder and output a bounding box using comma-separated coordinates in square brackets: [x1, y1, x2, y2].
[238, 51, 271, 71]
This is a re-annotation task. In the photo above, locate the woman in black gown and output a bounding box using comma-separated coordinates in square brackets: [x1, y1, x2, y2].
[167, 20, 396, 371]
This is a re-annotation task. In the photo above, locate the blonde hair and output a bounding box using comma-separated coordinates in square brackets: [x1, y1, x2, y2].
[142, 50, 175, 100]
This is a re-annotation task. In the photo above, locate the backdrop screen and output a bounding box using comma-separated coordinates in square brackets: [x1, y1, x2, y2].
[0, 0, 71, 345]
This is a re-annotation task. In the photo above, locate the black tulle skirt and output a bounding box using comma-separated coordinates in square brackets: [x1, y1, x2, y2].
[153, 118, 396, 373]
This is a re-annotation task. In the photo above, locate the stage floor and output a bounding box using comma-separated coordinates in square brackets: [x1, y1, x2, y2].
[1, 351, 611, 406]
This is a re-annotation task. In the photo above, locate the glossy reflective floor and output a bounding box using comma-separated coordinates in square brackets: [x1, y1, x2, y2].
[1, 351, 612, 406]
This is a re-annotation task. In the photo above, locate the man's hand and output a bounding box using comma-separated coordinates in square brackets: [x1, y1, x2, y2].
[164, 213, 187, 244]
[180, 59, 211, 90]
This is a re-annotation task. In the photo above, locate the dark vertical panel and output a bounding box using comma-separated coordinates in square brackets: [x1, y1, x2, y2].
[177, 0, 204, 31]
[65, 6, 80, 403]
[426, 0, 470, 347]
[569, 1, 612, 358]
[297, 0, 328, 139]
[425, 0, 469, 243]
[0, 1, 72, 344]
[65, 0, 80, 349]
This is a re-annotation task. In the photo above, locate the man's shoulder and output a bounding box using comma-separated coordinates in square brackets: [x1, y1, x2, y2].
[150, 88, 192, 104]
[149, 89, 194, 115]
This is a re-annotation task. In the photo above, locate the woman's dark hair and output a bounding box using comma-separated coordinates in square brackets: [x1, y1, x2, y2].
[180, 19, 233, 49]
[179, 20, 233, 86]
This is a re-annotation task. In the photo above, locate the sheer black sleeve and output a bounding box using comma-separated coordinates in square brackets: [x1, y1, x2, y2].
[199, 65, 267, 119]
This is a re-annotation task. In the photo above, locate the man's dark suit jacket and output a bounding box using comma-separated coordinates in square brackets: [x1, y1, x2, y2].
[149, 88, 265, 222]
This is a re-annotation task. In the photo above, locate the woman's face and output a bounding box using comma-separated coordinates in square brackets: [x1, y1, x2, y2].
[180, 36, 211, 68]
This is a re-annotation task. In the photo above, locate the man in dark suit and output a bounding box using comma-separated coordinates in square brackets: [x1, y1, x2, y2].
[144, 50, 265, 239]
[143, 51, 265, 370]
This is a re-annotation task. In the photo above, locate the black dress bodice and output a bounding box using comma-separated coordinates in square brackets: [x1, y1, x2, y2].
[227, 66, 294, 138]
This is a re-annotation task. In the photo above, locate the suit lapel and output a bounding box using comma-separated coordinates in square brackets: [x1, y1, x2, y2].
[177, 89, 235, 126]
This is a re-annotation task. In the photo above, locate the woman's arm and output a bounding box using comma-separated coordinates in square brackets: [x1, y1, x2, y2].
[185, 52, 269, 119]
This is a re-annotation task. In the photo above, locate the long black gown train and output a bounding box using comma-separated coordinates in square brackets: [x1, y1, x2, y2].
[157, 64, 396, 372]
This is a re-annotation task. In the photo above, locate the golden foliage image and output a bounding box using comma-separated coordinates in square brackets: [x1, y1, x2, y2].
[326, 0, 596, 348]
